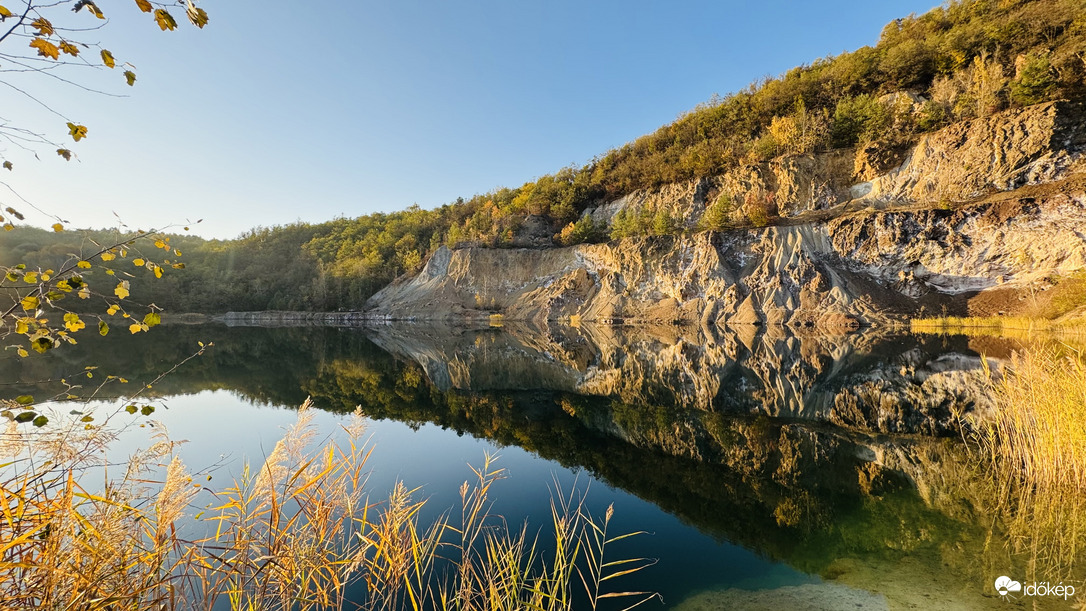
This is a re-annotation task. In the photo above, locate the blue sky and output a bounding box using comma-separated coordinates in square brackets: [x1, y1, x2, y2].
[2, 0, 939, 239]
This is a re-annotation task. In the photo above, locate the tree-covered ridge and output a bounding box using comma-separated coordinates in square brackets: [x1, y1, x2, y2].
[4, 0, 1084, 314]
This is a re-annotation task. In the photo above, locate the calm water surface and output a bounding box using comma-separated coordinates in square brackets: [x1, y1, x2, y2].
[2, 322, 1054, 609]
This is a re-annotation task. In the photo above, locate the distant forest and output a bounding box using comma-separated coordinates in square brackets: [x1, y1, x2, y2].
[5, 0, 1085, 313]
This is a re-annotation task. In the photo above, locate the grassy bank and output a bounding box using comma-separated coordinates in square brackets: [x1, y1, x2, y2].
[911, 315, 1086, 336]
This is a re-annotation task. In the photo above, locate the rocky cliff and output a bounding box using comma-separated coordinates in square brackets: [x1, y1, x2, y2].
[365, 101, 1086, 327]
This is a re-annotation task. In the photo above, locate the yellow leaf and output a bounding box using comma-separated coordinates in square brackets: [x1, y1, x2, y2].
[31, 17, 53, 36]
[77, 260, 91, 269]
[78, 286, 91, 299]
[153, 265, 163, 279]
[106, 269, 115, 276]
[101, 49, 115, 68]
[40, 273, 50, 281]
[124, 70, 136, 86]
[0, 6, 12, 18]
[30, 38, 59, 60]
[106, 304, 120, 315]
[129, 323, 145, 334]
[134, 0, 152, 12]
[153, 9, 177, 31]
[186, 4, 209, 28]
[99, 321, 109, 336]
[67, 123, 88, 142]
[143, 311, 161, 327]
[114, 280, 130, 299]
[133, 258, 145, 266]
[23, 271, 38, 283]
[30, 337, 51, 353]
[83, 1, 104, 19]
[101, 252, 116, 261]
[15, 320, 28, 334]
[63, 313, 85, 332]
[21, 295, 39, 311]
[17, 348, 28, 358]
[154, 239, 166, 249]
[52, 223, 63, 232]
[59, 41, 79, 57]
[4, 224, 14, 231]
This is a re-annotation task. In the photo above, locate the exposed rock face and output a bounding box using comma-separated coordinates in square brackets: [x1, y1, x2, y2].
[861, 100, 1086, 203]
[364, 101, 1086, 328]
[591, 100, 1086, 226]
[366, 185, 1086, 325]
[367, 229, 883, 326]
[588, 149, 855, 228]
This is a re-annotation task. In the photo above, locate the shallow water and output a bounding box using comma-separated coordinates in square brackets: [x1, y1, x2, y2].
[1, 322, 1073, 609]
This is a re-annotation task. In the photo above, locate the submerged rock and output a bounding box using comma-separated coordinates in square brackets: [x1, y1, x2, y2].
[673, 583, 889, 611]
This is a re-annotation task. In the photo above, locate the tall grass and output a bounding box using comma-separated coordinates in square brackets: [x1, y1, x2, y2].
[910, 315, 1069, 336]
[979, 346, 1086, 581]
[0, 400, 657, 610]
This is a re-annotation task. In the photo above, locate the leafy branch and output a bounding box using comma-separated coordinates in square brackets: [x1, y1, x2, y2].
[0, 0, 210, 174]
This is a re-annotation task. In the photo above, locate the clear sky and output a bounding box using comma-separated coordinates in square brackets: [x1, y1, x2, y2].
[1, 0, 940, 239]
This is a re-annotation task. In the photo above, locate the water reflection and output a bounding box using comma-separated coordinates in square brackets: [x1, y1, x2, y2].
[365, 321, 991, 434]
[0, 322, 1074, 608]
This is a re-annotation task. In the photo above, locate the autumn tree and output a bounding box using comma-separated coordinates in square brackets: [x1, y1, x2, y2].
[0, 0, 208, 172]
[0, 0, 211, 424]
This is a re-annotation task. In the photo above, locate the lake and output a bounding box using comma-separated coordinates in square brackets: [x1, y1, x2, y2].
[1, 321, 1070, 609]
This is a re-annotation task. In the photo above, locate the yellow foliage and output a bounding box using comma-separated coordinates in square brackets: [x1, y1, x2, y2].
[29, 38, 59, 60]
[153, 9, 177, 31]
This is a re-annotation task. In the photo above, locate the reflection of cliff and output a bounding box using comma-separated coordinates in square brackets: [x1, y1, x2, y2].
[4, 324, 1050, 607]
[365, 323, 996, 436]
[296, 345, 1014, 609]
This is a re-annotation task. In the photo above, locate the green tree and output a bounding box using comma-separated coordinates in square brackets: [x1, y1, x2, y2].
[555, 215, 602, 246]
[700, 194, 734, 231]
[831, 95, 891, 147]
[1010, 53, 1057, 106]
[651, 209, 679, 236]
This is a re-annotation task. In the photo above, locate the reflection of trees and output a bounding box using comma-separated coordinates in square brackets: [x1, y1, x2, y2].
[4, 323, 1067, 604]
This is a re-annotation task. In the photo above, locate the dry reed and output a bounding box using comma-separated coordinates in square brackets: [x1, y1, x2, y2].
[0, 399, 658, 610]
[979, 346, 1086, 581]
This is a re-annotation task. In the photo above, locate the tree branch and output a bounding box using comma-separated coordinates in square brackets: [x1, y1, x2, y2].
[0, 1, 34, 47]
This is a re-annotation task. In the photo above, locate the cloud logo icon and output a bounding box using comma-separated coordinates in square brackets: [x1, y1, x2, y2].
[995, 576, 1022, 597]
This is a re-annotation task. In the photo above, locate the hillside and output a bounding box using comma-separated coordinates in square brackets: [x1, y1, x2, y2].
[4, 0, 1086, 320]
[362, 100, 1086, 326]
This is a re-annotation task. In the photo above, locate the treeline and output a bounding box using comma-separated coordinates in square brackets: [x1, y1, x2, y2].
[4, 0, 1085, 313]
